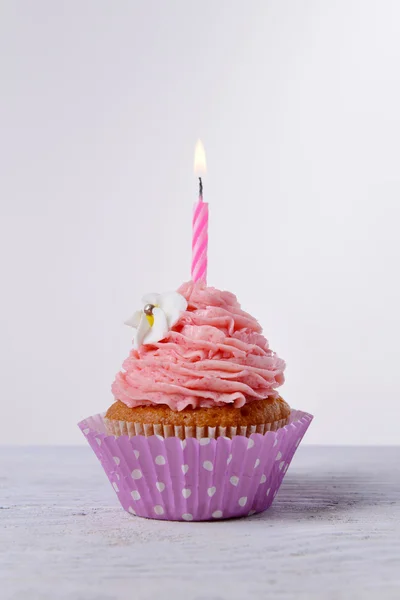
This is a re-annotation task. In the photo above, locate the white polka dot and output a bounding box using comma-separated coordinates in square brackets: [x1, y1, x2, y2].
[200, 438, 210, 445]
[275, 451, 282, 461]
[248, 510, 256, 516]
[155, 455, 166, 465]
[254, 459, 260, 468]
[131, 490, 141, 501]
[156, 481, 165, 492]
[116, 474, 120, 480]
[273, 438, 278, 447]
[181, 439, 187, 449]
[128, 506, 136, 515]
[83, 428, 90, 435]
[182, 488, 191, 499]
[238, 496, 248, 507]
[230, 476, 239, 486]
[295, 437, 302, 447]
[134, 450, 140, 459]
[247, 438, 255, 449]
[279, 460, 285, 471]
[260, 474, 267, 484]
[284, 463, 289, 473]
[95, 438, 101, 446]
[154, 505, 164, 515]
[266, 488, 271, 496]
[227, 454, 233, 465]
[181, 464, 189, 474]
[207, 486, 216, 497]
[113, 456, 120, 465]
[132, 469, 142, 480]
[182, 513, 193, 521]
[112, 482, 119, 493]
[203, 460, 213, 471]
[212, 510, 223, 519]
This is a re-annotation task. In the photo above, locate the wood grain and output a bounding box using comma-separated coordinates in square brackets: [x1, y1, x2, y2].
[1, 446, 399, 600]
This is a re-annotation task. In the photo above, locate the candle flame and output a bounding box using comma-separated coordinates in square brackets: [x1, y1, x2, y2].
[194, 139, 207, 176]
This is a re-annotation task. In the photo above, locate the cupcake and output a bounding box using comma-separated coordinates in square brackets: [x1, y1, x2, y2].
[105, 280, 290, 440]
[79, 139, 312, 521]
[79, 280, 312, 521]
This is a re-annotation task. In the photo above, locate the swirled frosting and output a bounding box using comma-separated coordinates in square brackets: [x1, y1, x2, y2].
[112, 281, 285, 411]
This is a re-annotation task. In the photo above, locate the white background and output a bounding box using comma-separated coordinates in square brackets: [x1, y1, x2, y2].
[1, 1, 399, 445]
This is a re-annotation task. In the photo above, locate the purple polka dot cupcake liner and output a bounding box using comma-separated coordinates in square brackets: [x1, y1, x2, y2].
[78, 409, 313, 521]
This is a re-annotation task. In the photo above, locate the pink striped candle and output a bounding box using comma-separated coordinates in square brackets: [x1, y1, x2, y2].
[191, 178, 209, 283]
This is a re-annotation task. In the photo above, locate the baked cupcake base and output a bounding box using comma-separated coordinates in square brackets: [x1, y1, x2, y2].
[104, 397, 291, 440]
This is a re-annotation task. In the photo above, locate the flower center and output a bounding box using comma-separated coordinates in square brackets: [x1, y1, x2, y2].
[143, 303, 156, 327]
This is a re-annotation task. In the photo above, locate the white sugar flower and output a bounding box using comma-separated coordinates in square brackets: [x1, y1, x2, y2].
[124, 291, 187, 349]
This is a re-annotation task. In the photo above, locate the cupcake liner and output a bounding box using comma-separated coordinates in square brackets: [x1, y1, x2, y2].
[103, 416, 290, 440]
[78, 409, 313, 521]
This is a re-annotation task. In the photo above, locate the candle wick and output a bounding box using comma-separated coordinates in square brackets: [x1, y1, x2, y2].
[199, 177, 203, 198]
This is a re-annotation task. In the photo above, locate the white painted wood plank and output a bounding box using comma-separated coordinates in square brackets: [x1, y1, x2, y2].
[1, 446, 399, 600]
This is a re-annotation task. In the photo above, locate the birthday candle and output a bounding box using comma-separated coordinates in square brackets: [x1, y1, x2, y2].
[191, 140, 208, 284]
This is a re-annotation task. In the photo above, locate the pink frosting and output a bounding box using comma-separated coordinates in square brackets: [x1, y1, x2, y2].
[112, 281, 285, 411]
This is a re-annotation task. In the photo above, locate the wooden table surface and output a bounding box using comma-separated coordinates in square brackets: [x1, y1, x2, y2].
[1, 446, 399, 600]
